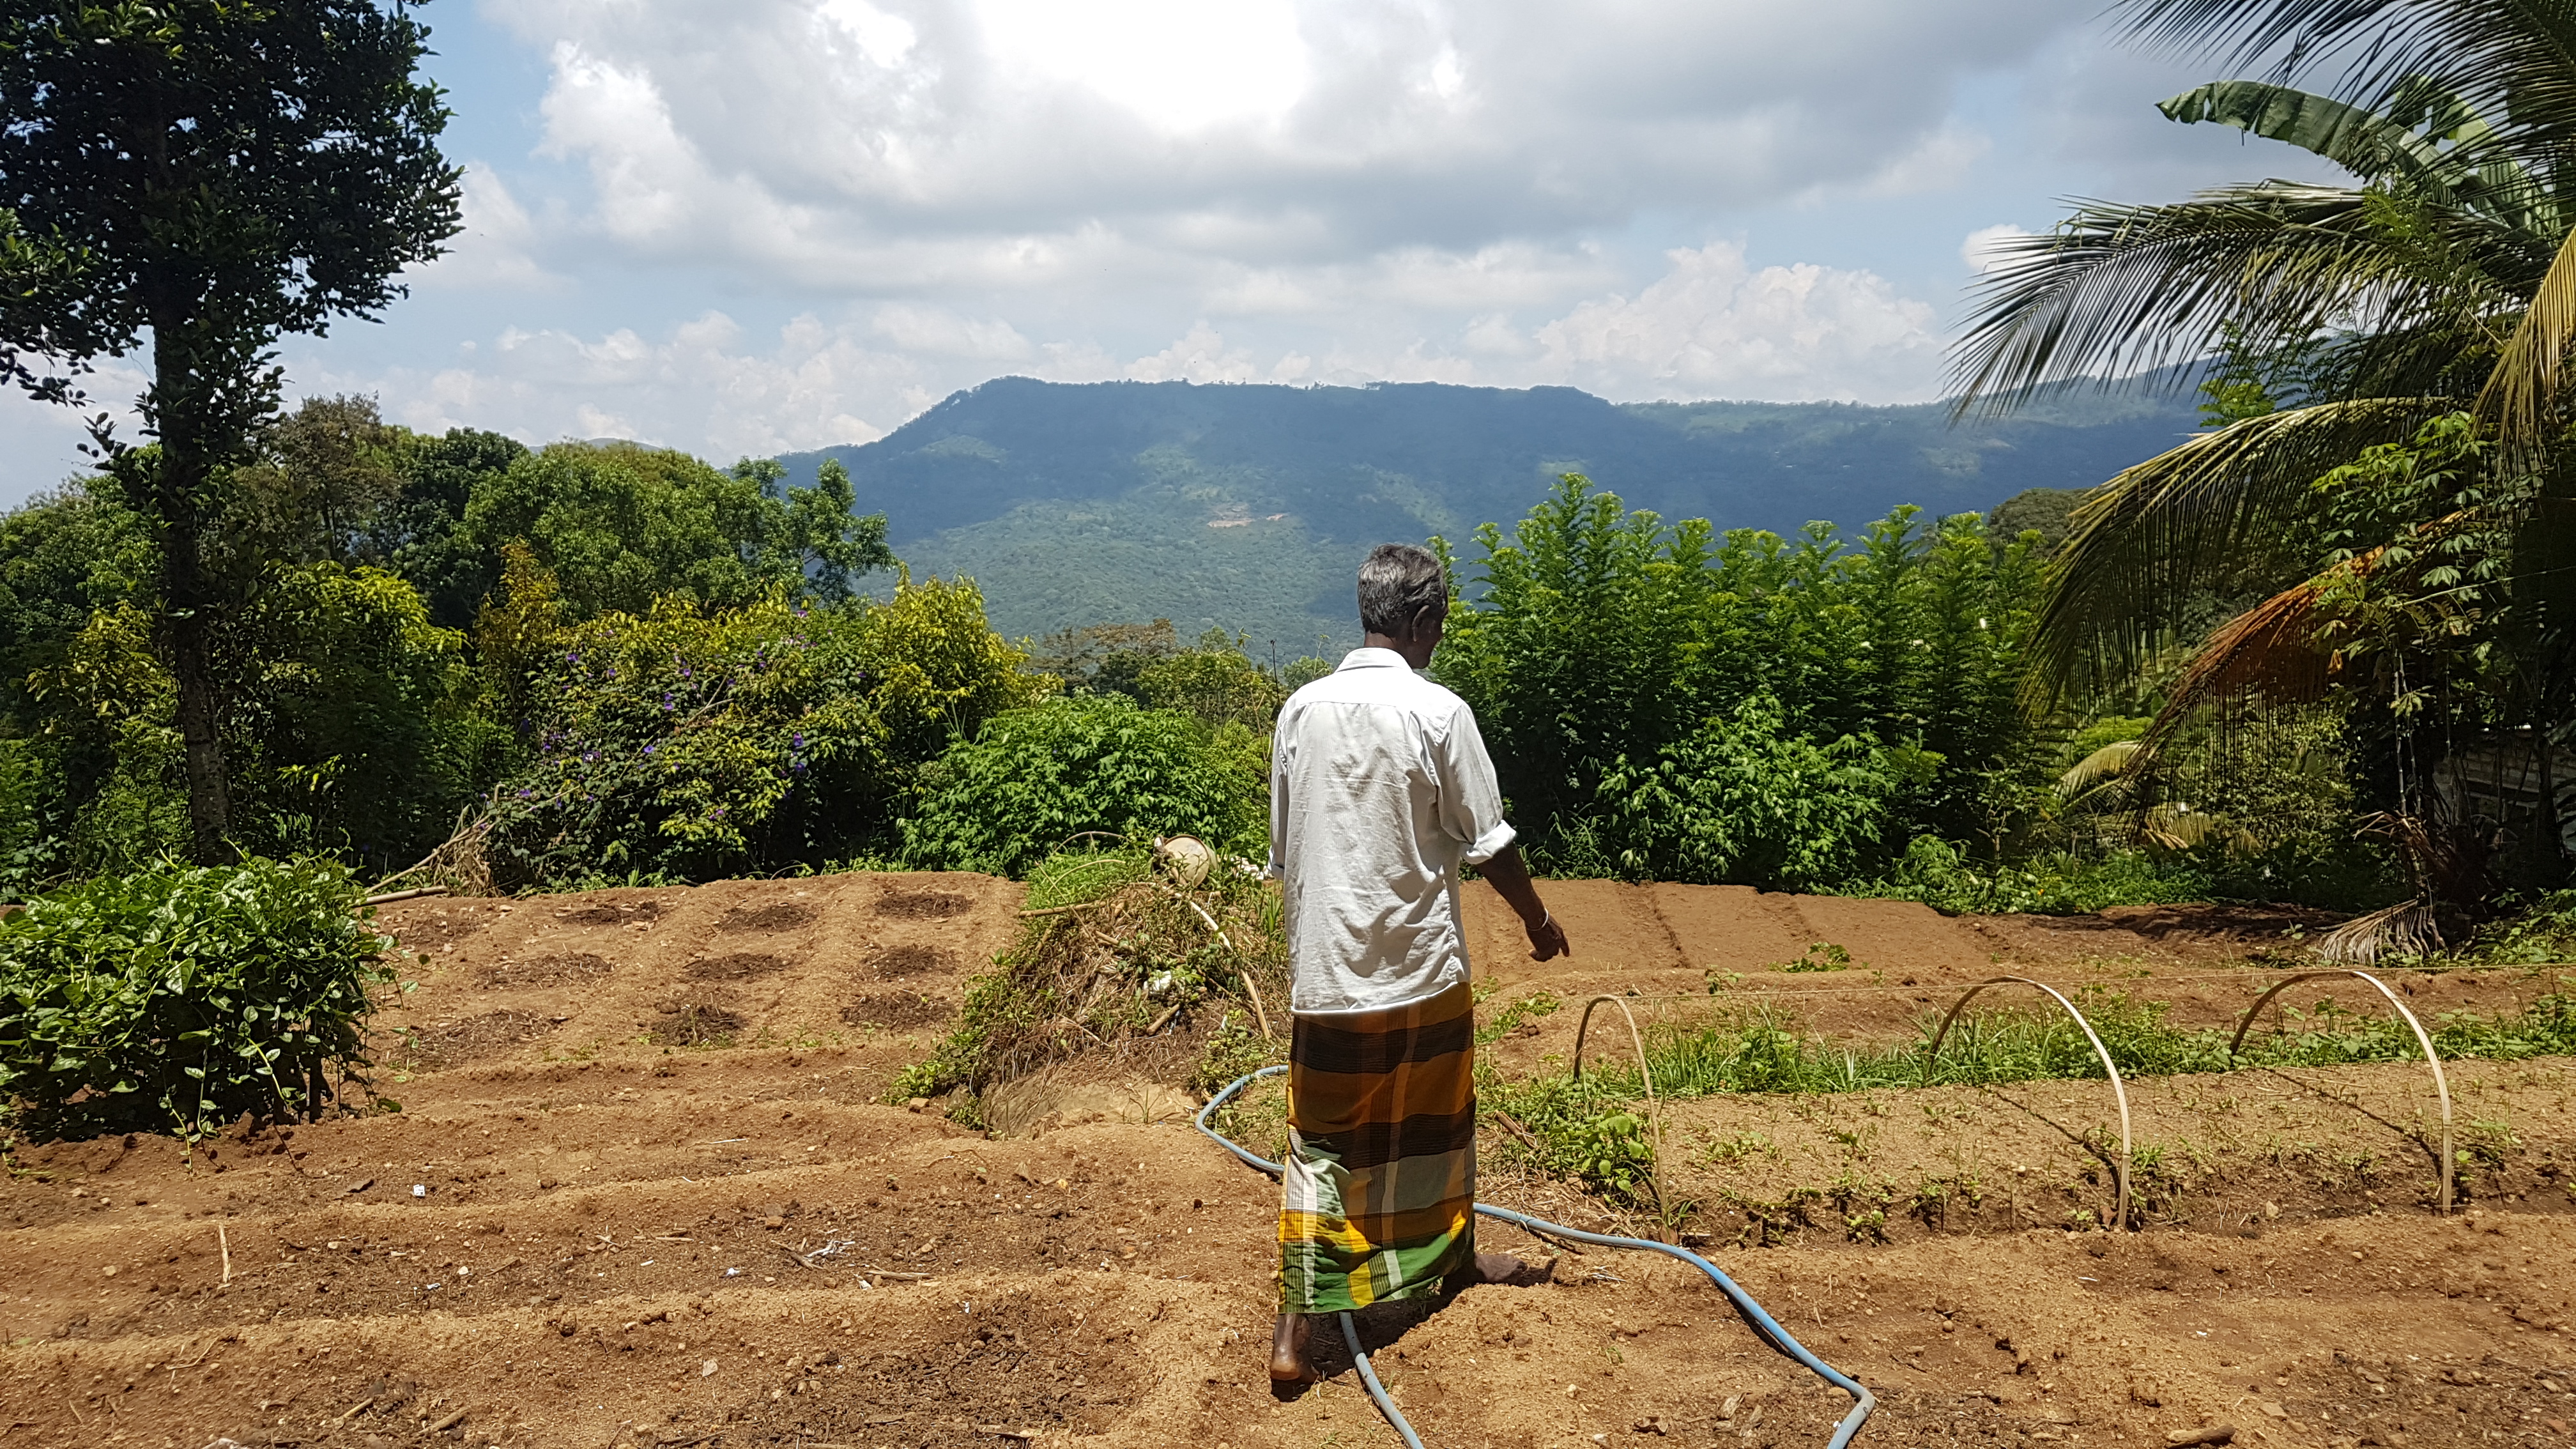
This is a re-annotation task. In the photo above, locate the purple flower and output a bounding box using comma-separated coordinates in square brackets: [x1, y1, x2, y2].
[644, 744, 657, 755]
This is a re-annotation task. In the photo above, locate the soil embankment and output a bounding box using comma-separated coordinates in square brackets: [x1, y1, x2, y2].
[1, 874, 2570, 1448]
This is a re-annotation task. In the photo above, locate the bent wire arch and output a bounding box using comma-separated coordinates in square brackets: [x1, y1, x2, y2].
[2227, 968, 2454, 1215]
[1924, 976, 2134, 1231]
[1570, 993, 1666, 1241]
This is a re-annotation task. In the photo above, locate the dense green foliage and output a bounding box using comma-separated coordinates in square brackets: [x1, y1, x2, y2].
[463, 448, 892, 620]
[489, 575, 1041, 885]
[0, 405, 914, 893]
[0, 0, 464, 859]
[0, 858, 395, 1140]
[900, 696, 1268, 877]
[1955, 0, 2576, 916]
[24, 562, 496, 878]
[1437, 474, 2043, 887]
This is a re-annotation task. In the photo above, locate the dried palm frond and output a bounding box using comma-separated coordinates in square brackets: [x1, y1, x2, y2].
[2313, 897, 2445, 964]
[2358, 808, 2496, 907]
[2024, 397, 2455, 708]
[2145, 569, 2346, 743]
[2481, 222, 2576, 450]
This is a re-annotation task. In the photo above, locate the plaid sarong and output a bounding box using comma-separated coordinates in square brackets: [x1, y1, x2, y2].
[1276, 982, 1477, 1312]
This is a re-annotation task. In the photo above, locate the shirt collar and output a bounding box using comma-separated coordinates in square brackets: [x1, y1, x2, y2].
[1338, 647, 1412, 671]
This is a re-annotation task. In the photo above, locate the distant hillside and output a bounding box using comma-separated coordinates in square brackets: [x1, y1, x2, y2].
[776, 378, 2200, 654]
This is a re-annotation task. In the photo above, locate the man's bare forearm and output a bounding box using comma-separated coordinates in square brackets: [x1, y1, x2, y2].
[1477, 843, 1570, 961]
[1478, 844, 1546, 920]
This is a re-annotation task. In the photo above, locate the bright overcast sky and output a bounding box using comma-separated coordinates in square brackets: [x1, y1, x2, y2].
[0, 0, 2338, 504]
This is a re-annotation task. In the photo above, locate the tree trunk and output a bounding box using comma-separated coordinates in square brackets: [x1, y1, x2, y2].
[169, 597, 232, 862]
[148, 319, 236, 864]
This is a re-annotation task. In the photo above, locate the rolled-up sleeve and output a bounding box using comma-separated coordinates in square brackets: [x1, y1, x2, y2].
[1436, 703, 1516, 864]
[1266, 707, 1292, 878]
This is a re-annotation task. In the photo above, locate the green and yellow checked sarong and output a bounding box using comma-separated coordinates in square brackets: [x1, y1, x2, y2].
[1277, 982, 1477, 1312]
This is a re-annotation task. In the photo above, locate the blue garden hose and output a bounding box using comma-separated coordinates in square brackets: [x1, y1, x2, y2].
[1196, 1064, 1876, 1449]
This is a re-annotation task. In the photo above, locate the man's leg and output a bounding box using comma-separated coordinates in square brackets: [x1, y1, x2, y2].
[1269, 1312, 1315, 1383]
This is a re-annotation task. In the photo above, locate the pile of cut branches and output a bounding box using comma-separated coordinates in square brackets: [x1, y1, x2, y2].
[891, 841, 1287, 1105]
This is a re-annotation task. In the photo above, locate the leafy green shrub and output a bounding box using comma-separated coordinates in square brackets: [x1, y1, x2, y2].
[1588, 696, 1928, 888]
[2467, 891, 2576, 962]
[1485, 1071, 1659, 1207]
[900, 695, 1266, 877]
[1846, 836, 2218, 914]
[486, 573, 1041, 884]
[0, 859, 395, 1141]
[1438, 474, 2049, 889]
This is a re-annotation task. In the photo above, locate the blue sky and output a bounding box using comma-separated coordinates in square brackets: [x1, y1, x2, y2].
[0, 0, 2338, 506]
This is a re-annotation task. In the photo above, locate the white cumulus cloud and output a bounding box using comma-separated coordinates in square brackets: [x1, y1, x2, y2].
[1531, 243, 1942, 402]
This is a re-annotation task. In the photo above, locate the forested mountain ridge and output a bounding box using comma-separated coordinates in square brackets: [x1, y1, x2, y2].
[773, 376, 2202, 650]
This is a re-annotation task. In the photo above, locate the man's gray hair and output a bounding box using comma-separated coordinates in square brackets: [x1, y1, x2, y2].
[1358, 543, 1447, 637]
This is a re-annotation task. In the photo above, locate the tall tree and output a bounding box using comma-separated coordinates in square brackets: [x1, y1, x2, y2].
[0, 1, 461, 860]
[1954, 4, 2576, 706]
[1954, 0, 2576, 916]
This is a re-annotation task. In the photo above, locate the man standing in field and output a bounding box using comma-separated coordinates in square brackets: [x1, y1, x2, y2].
[1266, 542, 1572, 1384]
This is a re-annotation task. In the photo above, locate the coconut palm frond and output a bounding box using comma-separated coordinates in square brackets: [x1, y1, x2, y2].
[1952, 185, 2536, 414]
[2027, 397, 2457, 705]
[2478, 222, 2576, 448]
[2058, 739, 2150, 799]
[2138, 802, 2259, 854]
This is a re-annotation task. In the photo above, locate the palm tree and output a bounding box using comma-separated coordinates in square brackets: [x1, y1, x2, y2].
[1954, 0, 2576, 931]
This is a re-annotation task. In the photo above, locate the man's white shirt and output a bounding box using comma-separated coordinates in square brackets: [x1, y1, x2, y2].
[1267, 647, 1516, 1015]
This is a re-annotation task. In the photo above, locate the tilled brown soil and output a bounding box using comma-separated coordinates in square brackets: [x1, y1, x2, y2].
[2, 873, 2572, 1449]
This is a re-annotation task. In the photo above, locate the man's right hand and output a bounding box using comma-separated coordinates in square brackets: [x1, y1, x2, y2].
[1523, 909, 1569, 962]
[1478, 844, 1567, 962]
